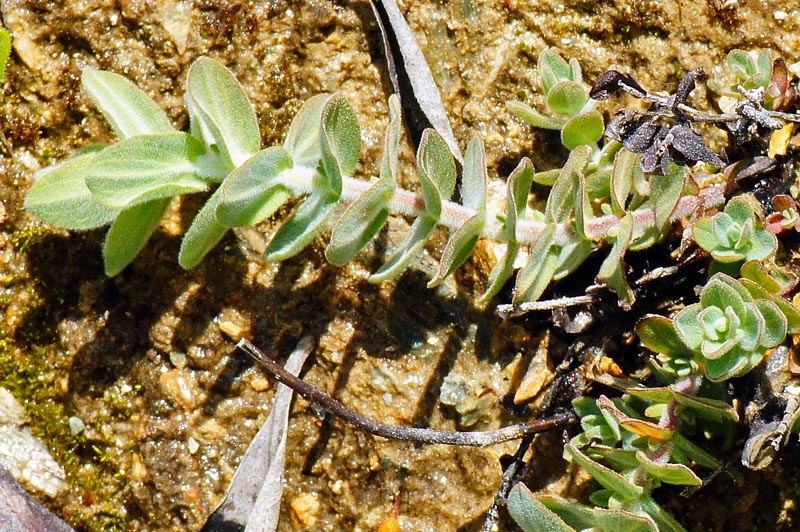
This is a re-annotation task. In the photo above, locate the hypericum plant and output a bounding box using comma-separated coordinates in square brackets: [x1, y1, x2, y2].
[24, 52, 703, 306]
[507, 269, 800, 531]
[708, 49, 797, 114]
[672, 272, 786, 381]
[508, 381, 733, 532]
[507, 49, 604, 150]
[692, 195, 777, 273]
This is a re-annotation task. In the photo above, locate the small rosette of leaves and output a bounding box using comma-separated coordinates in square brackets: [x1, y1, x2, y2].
[673, 273, 786, 381]
[692, 195, 776, 270]
[507, 50, 604, 150]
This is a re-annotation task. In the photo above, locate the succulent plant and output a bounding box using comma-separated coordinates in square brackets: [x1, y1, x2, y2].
[692, 195, 777, 268]
[673, 273, 787, 381]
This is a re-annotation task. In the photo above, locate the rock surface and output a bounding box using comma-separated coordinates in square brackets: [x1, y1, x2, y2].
[0, 1, 798, 531]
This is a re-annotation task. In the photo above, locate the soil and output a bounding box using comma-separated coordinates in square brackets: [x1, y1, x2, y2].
[0, 1, 799, 531]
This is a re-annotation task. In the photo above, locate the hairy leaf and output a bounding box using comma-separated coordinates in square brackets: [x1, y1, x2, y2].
[546, 145, 591, 224]
[82, 68, 175, 138]
[25, 151, 120, 230]
[283, 94, 328, 169]
[216, 147, 294, 227]
[539, 50, 573, 95]
[547, 81, 589, 117]
[561, 110, 604, 149]
[566, 443, 643, 501]
[593, 508, 658, 532]
[320, 94, 361, 186]
[479, 158, 534, 303]
[514, 224, 559, 303]
[85, 133, 210, 208]
[634, 452, 702, 487]
[179, 187, 230, 269]
[507, 100, 564, 130]
[264, 190, 337, 262]
[428, 135, 487, 286]
[637, 315, 692, 357]
[186, 56, 260, 168]
[103, 198, 170, 276]
[597, 213, 635, 308]
[507, 484, 575, 532]
[325, 177, 393, 267]
[325, 96, 402, 266]
[369, 130, 454, 282]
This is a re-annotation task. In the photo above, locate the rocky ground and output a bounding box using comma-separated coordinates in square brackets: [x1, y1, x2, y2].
[1, 1, 799, 531]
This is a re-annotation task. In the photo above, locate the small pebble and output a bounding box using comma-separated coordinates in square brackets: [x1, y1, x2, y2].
[291, 492, 321, 527]
[159, 369, 204, 410]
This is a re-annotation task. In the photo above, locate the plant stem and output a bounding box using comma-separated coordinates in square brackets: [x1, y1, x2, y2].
[282, 165, 726, 248]
[237, 338, 577, 446]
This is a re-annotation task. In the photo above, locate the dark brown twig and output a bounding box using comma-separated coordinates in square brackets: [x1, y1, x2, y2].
[237, 338, 577, 447]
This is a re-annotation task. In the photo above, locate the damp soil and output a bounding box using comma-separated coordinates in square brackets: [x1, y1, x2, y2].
[1, 1, 799, 531]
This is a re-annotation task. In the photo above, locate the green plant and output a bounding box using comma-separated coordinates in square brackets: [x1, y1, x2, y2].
[19, 43, 800, 532]
[24, 52, 699, 305]
[692, 196, 777, 273]
[508, 49, 605, 150]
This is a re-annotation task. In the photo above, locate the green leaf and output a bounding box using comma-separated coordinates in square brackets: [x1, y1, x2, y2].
[739, 278, 800, 334]
[538, 496, 595, 531]
[85, 133, 210, 208]
[82, 68, 175, 139]
[369, 215, 438, 283]
[460, 135, 488, 212]
[668, 389, 739, 423]
[216, 147, 294, 227]
[610, 148, 638, 215]
[546, 145, 591, 224]
[25, 151, 120, 230]
[634, 451, 702, 487]
[649, 162, 685, 233]
[639, 497, 690, 532]
[727, 50, 756, 82]
[369, 130, 454, 283]
[539, 50, 573, 95]
[283, 94, 328, 168]
[0, 27, 10, 83]
[507, 100, 565, 130]
[179, 187, 229, 269]
[186, 56, 261, 168]
[325, 96, 402, 267]
[264, 190, 337, 262]
[672, 432, 722, 470]
[561, 111, 604, 149]
[547, 81, 589, 117]
[320, 93, 361, 188]
[514, 224, 559, 303]
[325, 176, 393, 267]
[103, 198, 170, 276]
[566, 443, 643, 501]
[428, 135, 488, 287]
[597, 213, 635, 308]
[417, 129, 457, 210]
[507, 484, 575, 532]
[593, 507, 658, 532]
[636, 315, 692, 357]
[429, 215, 485, 288]
[754, 299, 788, 348]
[479, 158, 534, 303]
